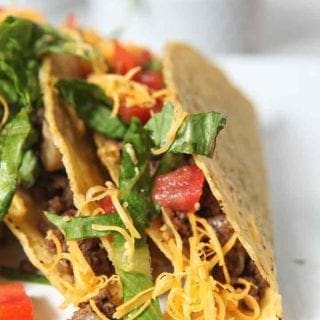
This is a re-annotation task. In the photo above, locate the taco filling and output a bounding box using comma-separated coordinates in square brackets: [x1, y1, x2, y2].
[0, 8, 281, 320]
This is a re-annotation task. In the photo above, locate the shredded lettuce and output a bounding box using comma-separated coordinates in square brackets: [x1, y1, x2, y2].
[0, 16, 101, 220]
[56, 79, 127, 139]
[144, 59, 162, 72]
[0, 265, 50, 285]
[18, 149, 39, 188]
[0, 108, 35, 220]
[145, 102, 226, 157]
[120, 118, 155, 230]
[116, 118, 161, 319]
[45, 212, 125, 240]
[35, 24, 95, 60]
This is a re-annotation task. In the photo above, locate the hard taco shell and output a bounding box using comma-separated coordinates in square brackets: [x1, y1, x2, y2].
[160, 43, 282, 319]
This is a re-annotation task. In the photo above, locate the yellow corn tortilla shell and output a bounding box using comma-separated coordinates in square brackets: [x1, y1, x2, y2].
[40, 58, 106, 210]
[159, 43, 281, 319]
[94, 133, 121, 187]
[4, 188, 73, 292]
[4, 56, 121, 306]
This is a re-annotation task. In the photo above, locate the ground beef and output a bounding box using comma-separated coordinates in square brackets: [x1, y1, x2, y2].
[148, 238, 173, 279]
[39, 222, 68, 254]
[198, 182, 224, 218]
[78, 239, 114, 276]
[243, 260, 269, 301]
[93, 289, 117, 317]
[36, 171, 115, 280]
[171, 211, 192, 242]
[198, 183, 268, 301]
[207, 214, 234, 246]
[46, 175, 76, 215]
[73, 289, 116, 320]
[71, 305, 98, 320]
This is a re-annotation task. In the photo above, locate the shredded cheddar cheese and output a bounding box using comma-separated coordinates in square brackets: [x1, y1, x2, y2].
[80, 182, 141, 239]
[90, 299, 111, 320]
[92, 224, 135, 272]
[80, 27, 115, 64]
[88, 73, 156, 115]
[151, 107, 188, 155]
[42, 230, 120, 309]
[0, 94, 10, 129]
[115, 211, 261, 320]
[45, 230, 63, 271]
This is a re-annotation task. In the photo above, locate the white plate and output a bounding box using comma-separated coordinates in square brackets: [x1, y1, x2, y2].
[1, 56, 319, 320]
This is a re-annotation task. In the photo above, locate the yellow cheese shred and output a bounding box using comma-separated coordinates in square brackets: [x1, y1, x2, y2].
[90, 299, 111, 320]
[43, 229, 119, 309]
[0, 94, 9, 129]
[92, 224, 135, 272]
[80, 182, 141, 239]
[45, 230, 63, 271]
[88, 73, 156, 115]
[115, 211, 261, 320]
[151, 107, 187, 155]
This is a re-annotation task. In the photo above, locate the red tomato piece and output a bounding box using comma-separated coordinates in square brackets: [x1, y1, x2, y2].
[113, 42, 138, 75]
[0, 283, 34, 320]
[135, 49, 152, 68]
[113, 42, 154, 74]
[152, 98, 164, 113]
[119, 99, 163, 125]
[100, 196, 116, 213]
[119, 105, 152, 125]
[135, 71, 164, 90]
[153, 164, 205, 212]
[65, 13, 77, 29]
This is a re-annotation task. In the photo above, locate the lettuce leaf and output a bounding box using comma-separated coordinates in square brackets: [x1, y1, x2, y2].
[116, 119, 161, 319]
[0, 266, 50, 285]
[120, 118, 155, 230]
[45, 212, 124, 240]
[18, 149, 39, 188]
[114, 239, 162, 320]
[0, 108, 35, 220]
[0, 16, 99, 220]
[35, 24, 96, 60]
[56, 79, 127, 139]
[145, 102, 226, 157]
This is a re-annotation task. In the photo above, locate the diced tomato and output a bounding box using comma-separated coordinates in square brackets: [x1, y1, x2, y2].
[100, 196, 116, 213]
[134, 71, 164, 90]
[113, 42, 139, 75]
[119, 106, 151, 125]
[153, 164, 205, 212]
[65, 13, 77, 29]
[112, 42, 154, 74]
[135, 49, 152, 68]
[119, 99, 163, 125]
[0, 283, 34, 320]
[152, 98, 164, 113]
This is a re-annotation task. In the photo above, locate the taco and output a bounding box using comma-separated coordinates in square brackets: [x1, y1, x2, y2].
[0, 11, 125, 319]
[0, 8, 282, 320]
